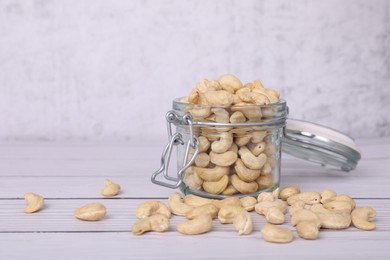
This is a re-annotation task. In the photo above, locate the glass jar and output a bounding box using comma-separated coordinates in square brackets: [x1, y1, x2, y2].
[151, 98, 288, 199]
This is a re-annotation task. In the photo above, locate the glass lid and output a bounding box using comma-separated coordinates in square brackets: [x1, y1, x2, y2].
[282, 119, 362, 172]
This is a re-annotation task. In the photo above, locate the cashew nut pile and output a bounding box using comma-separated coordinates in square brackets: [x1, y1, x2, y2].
[180, 74, 281, 196]
[132, 188, 377, 244]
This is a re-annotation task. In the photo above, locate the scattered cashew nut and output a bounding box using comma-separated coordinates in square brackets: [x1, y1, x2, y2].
[233, 210, 253, 235]
[240, 196, 257, 211]
[280, 186, 301, 201]
[218, 205, 245, 224]
[290, 209, 322, 228]
[168, 193, 194, 216]
[24, 192, 44, 214]
[351, 207, 377, 231]
[135, 201, 171, 219]
[261, 224, 294, 243]
[101, 179, 121, 197]
[176, 214, 213, 235]
[74, 202, 106, 221]
[287, 192, 321, 205]
[296, 221, 320, 240]
[186, 203, 219, 219]
[132, 214, 170, 235]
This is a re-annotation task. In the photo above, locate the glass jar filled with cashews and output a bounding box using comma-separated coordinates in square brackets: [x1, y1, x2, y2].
[151, 74, 361, 199]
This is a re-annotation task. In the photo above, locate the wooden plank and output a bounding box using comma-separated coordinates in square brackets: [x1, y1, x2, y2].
[0, 154, 389, 199]
[0, 198, 387, 232]
[0, 225, 389, 260]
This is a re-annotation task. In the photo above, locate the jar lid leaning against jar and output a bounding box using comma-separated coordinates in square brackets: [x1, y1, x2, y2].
[151, 74, 361, 199]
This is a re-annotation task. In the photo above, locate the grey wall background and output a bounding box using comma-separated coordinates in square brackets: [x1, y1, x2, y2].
[0, 0, 389, 142]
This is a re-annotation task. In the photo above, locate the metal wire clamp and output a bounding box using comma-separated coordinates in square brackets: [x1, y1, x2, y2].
[151, 111, 199, 189]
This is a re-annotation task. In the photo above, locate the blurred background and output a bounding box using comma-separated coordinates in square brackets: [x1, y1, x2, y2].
[0, 0, 389, 142]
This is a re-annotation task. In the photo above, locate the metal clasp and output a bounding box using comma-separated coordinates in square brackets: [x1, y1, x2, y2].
[151, 111, 199, 189]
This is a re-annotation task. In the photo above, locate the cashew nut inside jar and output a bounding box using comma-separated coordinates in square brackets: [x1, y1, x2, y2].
[151, 74, 361, 199]
[151, 75, 287, 199]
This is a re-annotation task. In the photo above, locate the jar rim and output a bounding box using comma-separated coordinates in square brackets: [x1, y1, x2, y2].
[171, 98, 288, 128]
[173, 97, 287, 108]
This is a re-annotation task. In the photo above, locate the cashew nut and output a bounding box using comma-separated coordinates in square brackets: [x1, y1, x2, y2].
[189, 106, 212, 120]
[222, 184, 239, 195]
[218, 74, 243, 92]
[251, 131, 267, 144]
[204, 90, 234, 106]
[247, 141, 266, 156]
[289, 200, 306, 216]
[183, 168, 203, 190]
[218, 205, 245, 224]
[280, 186, 301, 201]
[183, 194, 213, 207]
[186, 203, 219, 220]
[351, 207, 376, 231]
[261, 224, 294, 243]
[196, 79, 222, 93]
[231, 104, 262, 122]
[24, 192, 44, 214]
[235, 87, 252, 103]
[238, 146, 267, 170]
[235, 135, 252, 147]
[209, 151, 238, 167]
[255, 174, 274, 189]
[211, 108, 230, 123]
[257, 190, 277, 203]
[240, 196, 257, 211]
[176, 214, 213, 235]
[74, 202, 107, 221]
[320, 189, 337, 204]
[234, 158, 261, 182]
[194, 165, 229, 182]
[135, 201, 171, 219]
[202, 174, 229, 194]
[213, 196, 242, 209]
[230, 174, 259, 194]
[211, 132, 233, 153]
[287, 192, 321, 205]
[261, 163, 272, 175]
[310, 204, 351, 229]
[323, 200, 353, 214]
[330, 194, 356, 210]
[168, 193, 194, 216]
[265, 207, 285, 224]
[255, 199, 287, 217]
[250, 91, 269, 105]
[296, 221, 320, 240]
[132, 214, 170, 235]
[194, 153, 210, 167]
[101, 179, 121, 197]
[233, 210, 253, 235]
[198, 136, 210, 153]
[290, 209, 322, 228]
[229, 111, 246, 123]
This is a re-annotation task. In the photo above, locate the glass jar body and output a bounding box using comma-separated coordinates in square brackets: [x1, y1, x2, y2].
[172, 99, 288, 199]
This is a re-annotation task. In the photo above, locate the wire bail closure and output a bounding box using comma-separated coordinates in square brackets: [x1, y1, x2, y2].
[151, 111, 199, 189]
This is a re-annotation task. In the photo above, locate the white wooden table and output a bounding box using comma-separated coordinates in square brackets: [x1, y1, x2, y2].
[0, 138, 389, 259]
